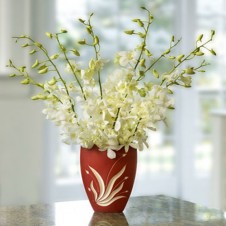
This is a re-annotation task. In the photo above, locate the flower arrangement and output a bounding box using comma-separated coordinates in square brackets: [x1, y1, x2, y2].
[7, 7, 216, 159]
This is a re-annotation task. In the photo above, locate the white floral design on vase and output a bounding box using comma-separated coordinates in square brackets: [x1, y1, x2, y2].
[86, 165, 129, 206]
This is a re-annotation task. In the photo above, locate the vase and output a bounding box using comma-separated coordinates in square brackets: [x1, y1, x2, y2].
[80, 146, 137, 213]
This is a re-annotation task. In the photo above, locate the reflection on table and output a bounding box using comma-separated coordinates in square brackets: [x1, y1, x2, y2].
[1, 195, 226, 226]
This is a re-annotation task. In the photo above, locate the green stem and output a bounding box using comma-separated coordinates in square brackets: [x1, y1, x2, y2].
[165, 38, 213, 87]
[133, 118, 142, 135]
[25, 37, 75, 112]
[10, 62, 63, 104]
[112, 108, 120, 129]
[55, 35, 87, 100]
[88, 16, 103, 99]
[142, 38, 181, 76]
[134, 11, 152, 70]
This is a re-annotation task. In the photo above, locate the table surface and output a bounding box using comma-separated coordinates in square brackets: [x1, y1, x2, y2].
[0, 195, 226, 226]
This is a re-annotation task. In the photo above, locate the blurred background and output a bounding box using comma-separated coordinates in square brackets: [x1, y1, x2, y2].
[0, 0, 225, 211]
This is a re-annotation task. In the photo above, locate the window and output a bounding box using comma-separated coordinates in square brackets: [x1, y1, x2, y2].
[54, 0, 220, 207]
[54, 0, 178, 201]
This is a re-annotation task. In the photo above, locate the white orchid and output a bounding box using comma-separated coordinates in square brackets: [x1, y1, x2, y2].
[8, 7, 215, 159]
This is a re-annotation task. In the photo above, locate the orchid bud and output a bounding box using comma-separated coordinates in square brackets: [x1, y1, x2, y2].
[124, 30, 134, 35]
[29, 49, 37, 55]
[48, 77, 57, 85]
[31, 94, 47, 100]
[153, 69, 159, 78]
[138, 88, 146, 97]
[137, 20, 144, 27]
[140, 58, 146, 67]
[211, 30, 215, 38]
[177, 54, 184, 62]
[50, 54, 60, 60]
[185, 67, 195, 74]
[32, 60, 39, 68]
[19, 66, 26, 72]
[45, 32, 53, 39]
[21, 78, 30, 84]
[171, 35, 175, 42]
[60, 29, 68, 33]
[94, 36, 99, 45]
[78, 18, 85, 23]
[71, 49, 80, 56]
[78, 39, 86, 45]
[197, 34, 203, 42]
[164, 49, 170, 55]
[195, 51, 204, 56]
[21, 43, 29, 48]
[34, 42, 42, 48]
[9, 73, 16, 77]
[38, 67, 48, 74]
[210, 49, 216, 55]
[138, 32, 146, 38]
[86, 26, 92, 34]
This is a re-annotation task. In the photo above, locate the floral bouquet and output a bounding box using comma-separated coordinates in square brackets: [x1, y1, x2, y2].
[7, 7, 216, 159]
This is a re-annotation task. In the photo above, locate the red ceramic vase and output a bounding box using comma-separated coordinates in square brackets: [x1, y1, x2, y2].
[80, 146, 137, 213]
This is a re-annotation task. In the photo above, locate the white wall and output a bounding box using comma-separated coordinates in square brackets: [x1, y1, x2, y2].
[0, 0, 55, 206]
[0, 80, 46, 205]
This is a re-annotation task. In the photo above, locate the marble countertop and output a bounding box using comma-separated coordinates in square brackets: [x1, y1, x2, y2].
[0, 195, 226, 226]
